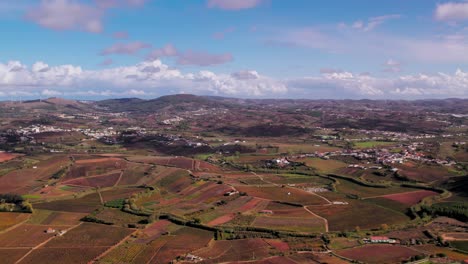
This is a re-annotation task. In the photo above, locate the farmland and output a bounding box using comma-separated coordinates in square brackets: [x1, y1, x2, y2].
[380, 190, 439, 205]
[337, 244, 420, 263]
[0, 95, 467, 263]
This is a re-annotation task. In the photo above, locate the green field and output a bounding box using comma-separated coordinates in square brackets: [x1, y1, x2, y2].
[354, 141, 395, 149]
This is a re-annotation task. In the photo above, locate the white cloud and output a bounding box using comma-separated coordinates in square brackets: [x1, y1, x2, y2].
[26, 0, 104, 33]
[100, 42, 152, 55]
[207, 0, 263, 10]
[1, 60, 467, 99]
[288, 70, 468, 99]
[345, 14, 401, 32]
[435, 2, 468, 22]
[147, 44, 233, 66]
[25, 0, 150, 33]
[0, 60, 285, 98]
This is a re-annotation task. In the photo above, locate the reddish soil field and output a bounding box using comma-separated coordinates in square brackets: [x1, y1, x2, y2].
[207, 213, 236, 226]
[414, 244, 468, 261]
[192, 238, 272, 263]
[44, 223, 133, 248]
[0, 155, 69, 193]
[0, 152, 20, 162]
[197, 161, 222, 173]
[34, 193, 102, 213]
[118, 163, 152, 185]
[136, 220, 172, 244]
[18, 247, 105, 264]
[100, 187, 142, 202]
[235, 186, 326, 205]
[310, 200, 410, 231]
[395, 164, 452, 182]
[252, 216, 325, 233]
[40, 212, 88, 225]
[63, 172, 121, 188]
[264, 239, 290, 252]
[238, 197, 264, 212]
[148, 227, 213, 263]
[0, 224, 69, 247]
[0, 249, 31, 263]
[189, 183, 233, 204]
[75, 157, 122, 165]
[265, 202, 313, 217]
[168, 157, 195, 170]
[337, 244, 420, 264]
[381, 190, 438, 205]
[0, 212, 30, 231]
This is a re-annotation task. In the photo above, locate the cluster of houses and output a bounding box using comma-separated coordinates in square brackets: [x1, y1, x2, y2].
[150, 134, 209, 148]
[272, 141, 456, 170]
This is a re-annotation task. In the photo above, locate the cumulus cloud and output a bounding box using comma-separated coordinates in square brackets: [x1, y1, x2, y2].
[435, 2, 468, 22]
[0, 60, 285, 98]
[1, 59, 467, 99]
[100, 41, 151, 55]
[231, 70, 259, 80]
[207, 0, 263, 10]
[288, 70, 468, 99]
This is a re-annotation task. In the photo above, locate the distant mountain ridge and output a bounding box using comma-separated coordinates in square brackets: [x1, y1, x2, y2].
[1, 94, 468, 114]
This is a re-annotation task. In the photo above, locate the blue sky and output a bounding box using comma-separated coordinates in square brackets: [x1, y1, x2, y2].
[0, 0, 468, 99]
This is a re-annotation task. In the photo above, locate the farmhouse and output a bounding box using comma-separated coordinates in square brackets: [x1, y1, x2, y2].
[45, 227, 56, 234]
[224, 190, 239, 196]
[365, 236, 397, 244]
[184, 254, 203, 262]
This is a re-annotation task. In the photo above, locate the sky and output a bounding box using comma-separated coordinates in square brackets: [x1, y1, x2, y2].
[0, 0, 468, 100]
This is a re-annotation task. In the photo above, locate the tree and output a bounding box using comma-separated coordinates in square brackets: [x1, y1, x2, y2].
[380, 224, 389, 231]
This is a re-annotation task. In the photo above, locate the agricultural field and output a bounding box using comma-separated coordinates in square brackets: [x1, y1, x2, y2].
[18, 248, 106, 264]
[380, 190, 439, 205]
[28, 210, 87, 225]
[0, 224, 69, 247]
[0, 155, 70, 194]
[0, 152, 20, 163]
[191, 238, 274, 263]
[310, 200, 410, 231]
[414, 244, 468, 261]
[44, 223, 133, 248]
[33, 192, 102, 213]
[353, 141, 395, 149]
[337, 244, 420, 264]
[0, 212, 30, 231]
[252, 215, 325, 233]
[235, 186, 328, 205]
[0, 95, 467, 263]
[333, 177, 420, 198]
[298, 157, 347, 173]
[0, 249, 31, 264]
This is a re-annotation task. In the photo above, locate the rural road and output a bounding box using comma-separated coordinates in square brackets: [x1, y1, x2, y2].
[304, 206, 329, 233]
